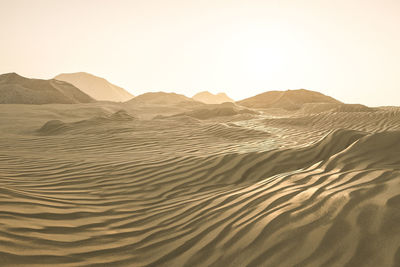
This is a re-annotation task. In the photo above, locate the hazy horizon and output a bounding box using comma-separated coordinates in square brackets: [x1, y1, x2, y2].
[1, 0, 400, 106]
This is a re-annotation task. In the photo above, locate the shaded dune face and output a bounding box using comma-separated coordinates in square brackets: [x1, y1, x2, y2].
[0, 125, 399, 266]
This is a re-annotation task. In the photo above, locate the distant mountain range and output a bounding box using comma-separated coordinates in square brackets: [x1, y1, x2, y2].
[192, 91, 234, 104]
[0, 72, 352, 110]
[55, 72, 133, 102]
[237, 89, 341, 110]
[0, 73, 94, 104]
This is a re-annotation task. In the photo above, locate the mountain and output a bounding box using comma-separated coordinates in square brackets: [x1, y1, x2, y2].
[237, 89, 341, 110]
[127, 92, 200, 106]
[54, 72, 133, 102]
[192, 91, 234, 104]
[0, 73, 94, 104]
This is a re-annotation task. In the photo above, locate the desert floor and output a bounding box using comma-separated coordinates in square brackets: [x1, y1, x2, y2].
[0, 103, 399, 266]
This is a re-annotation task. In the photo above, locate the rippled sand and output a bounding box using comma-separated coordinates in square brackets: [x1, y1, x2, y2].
[0, 103, 399, 266]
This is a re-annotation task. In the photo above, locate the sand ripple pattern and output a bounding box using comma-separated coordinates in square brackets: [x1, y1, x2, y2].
[1, 127, 400, 266]
[257, 108, 400, 146]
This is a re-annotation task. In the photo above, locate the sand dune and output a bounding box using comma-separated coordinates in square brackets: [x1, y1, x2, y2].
[0, 73, 94, 104]
[0, 97, 399, 266]
[237, 89, 341, 110]
[167, 102, 258, 120]
[124, 92, 204, 119]
[37, 110, 135, 135]
[193, 91, 234, 104]
[55, 72, 134, 102]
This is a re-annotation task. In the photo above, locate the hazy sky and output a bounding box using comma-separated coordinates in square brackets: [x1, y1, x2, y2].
[1, 0, 399, 106]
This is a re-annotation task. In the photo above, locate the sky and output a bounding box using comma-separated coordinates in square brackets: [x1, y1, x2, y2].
[1, 0, 399, 106]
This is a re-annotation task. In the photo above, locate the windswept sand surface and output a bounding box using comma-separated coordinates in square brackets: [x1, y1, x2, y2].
[0, 104, 399, 266]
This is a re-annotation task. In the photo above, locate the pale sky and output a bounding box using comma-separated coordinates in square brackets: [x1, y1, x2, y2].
[1, 0, 399, 106]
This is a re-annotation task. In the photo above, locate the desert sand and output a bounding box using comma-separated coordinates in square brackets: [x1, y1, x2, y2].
[0, 89, 399, 266]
